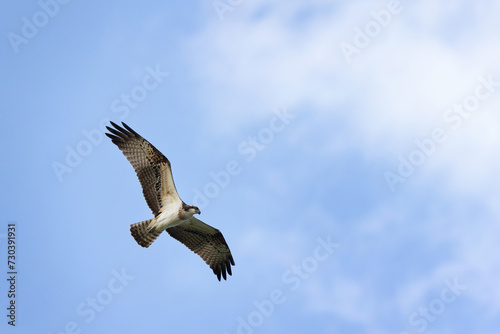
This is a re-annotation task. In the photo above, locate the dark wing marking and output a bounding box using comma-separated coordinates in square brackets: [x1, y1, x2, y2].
[167, 217, 235, 281]
[105, 122, 180, 216]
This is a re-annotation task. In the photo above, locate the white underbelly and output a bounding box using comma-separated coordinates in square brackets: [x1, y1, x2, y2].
[152, 206, 184, 231]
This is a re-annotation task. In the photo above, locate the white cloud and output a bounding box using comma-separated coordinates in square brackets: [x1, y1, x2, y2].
[186, 0, 500, 195]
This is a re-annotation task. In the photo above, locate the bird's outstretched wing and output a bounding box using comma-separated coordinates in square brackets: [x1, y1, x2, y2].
[105, 122, 180, 216]
[167, 217, 235, 281]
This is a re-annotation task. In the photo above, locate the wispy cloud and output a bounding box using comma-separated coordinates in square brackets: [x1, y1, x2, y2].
[185, 0, 500, 195]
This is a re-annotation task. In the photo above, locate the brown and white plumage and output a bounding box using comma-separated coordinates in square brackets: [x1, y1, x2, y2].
[167, 218, 234, 281]
[105, 121, 235, 281]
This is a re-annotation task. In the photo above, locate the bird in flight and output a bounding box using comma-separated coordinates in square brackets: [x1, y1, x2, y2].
[105, 122, 235, 281]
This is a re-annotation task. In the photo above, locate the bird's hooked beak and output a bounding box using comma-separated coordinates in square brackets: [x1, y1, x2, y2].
[195, 208, 201, 215]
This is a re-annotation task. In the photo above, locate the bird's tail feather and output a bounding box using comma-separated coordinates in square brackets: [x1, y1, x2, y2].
[130, 219, 162, 248]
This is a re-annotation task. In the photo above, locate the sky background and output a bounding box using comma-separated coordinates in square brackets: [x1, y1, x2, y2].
[1, 0, 500, 333]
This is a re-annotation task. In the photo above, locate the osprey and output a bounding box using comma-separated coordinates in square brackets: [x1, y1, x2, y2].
[105, 122, 235, 281]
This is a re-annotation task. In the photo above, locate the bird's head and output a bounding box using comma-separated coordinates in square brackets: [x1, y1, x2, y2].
[182, 203, 201, 217]
[189, 206, 201, 215]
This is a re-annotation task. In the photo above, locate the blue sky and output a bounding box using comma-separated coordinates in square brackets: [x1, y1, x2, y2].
[1, 0, 500, 333]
